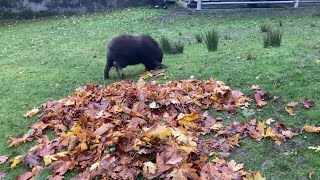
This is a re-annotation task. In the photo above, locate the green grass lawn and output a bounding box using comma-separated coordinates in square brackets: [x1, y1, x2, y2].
[0, 5, 320, 179]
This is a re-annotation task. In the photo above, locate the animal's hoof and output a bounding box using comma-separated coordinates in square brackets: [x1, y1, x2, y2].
[104, 76, 110, 79]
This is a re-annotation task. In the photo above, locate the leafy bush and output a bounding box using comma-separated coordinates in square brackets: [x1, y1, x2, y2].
[204, 29, 219, 52]
[263, 29, 282, 48]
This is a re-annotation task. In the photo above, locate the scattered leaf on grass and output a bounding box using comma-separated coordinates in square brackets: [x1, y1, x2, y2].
[301, 98, 315, 109]
[285, 106, 295, 115]
[241, 109, 256, 118]
[303, 125, 320, 133]
[10, 155, 23, 168]
[24, 108, 40, 117]
[308, 146, 320, 152]
[0, 171, 5, 180]
[0, 156, 8, 164]
[244, 171, 266, 180]
[286, 101, 298, 107]
[266, 118, 275, 125]
[309, 171, 315, 180]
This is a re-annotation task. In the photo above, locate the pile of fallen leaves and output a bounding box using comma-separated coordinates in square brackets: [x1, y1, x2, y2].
[2, 78, 318, 179]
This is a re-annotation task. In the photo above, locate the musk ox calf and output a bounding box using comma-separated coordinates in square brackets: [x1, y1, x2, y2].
[104, 34, 167, 79]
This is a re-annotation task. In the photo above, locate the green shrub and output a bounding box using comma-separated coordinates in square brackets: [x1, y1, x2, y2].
[195, 33, 203, 43]
[263, 29, 282, 48]
[171, 41, 184, 54]
[159, 35, 172, 54]
[204, 29, 219, 52]
[260, 24, 272, 32]
[159, 36, 184, 54]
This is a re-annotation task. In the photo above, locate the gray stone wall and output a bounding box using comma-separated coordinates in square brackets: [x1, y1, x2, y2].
[0, 0, 161, 13]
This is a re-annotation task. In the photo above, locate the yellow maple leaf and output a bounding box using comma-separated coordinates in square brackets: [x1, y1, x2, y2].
[24, 108, 40, 118]
[177, 113, 200, 130]
[228, 133, 240, 146]
[80, 142, 88, 151]
[10, 155, 23, 168]
[144, 125, 172, 140]
[143, 161, 157, 175]
[265, 127, 274, 137]
[285, 106, 295, 115]
[43, 155, 57, 166]
[56, 151, 69, 157]
[140, 71, 153, 79]
[257, 121, 265, 136]
[244, 171, 266, 180]
[303, 125, 320, 133]
[265, 127, 281, 145]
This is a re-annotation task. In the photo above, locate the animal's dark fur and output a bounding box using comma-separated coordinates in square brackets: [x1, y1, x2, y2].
[104, 34, 167, 79]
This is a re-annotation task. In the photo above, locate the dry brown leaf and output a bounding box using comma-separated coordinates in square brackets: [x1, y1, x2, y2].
[24, 108, 40, 118]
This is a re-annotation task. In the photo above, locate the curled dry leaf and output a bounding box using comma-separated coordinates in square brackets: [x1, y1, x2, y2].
[0, 156, 8, 164]
[301, 98, 315, 109]
[286, 101, 298, 107]
[285, 106, 295, 116]
[24, 108, 40, 118]
[303, 125, 320, 133]
[308, 146, 320, 152]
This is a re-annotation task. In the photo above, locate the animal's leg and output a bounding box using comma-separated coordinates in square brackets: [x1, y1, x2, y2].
[113, 61, 126, 79]
[104, 64, 112, 79]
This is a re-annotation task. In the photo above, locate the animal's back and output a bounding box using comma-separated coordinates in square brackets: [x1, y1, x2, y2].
[107, 34, 161, 66]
